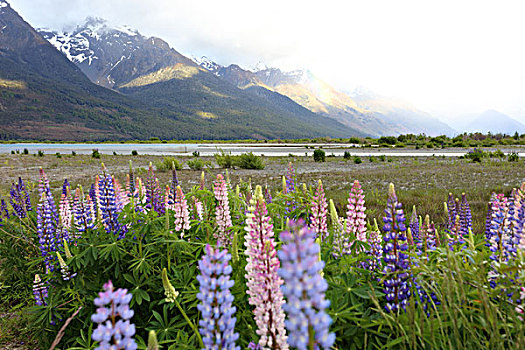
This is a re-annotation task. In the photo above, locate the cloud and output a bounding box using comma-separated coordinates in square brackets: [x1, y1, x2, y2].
[7, 0, 525, 121]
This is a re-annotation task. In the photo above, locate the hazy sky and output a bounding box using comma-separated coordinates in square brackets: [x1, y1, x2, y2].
[7, 0, 525, 122]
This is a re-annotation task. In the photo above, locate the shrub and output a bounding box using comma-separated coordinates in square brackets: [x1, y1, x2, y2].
[71, 151, 76, 156]
[465, 148, 487, 163]
[369, 156, 376, 163]
[23, 148, 28, 155]
[55, 152, 61, 159]
[235, 152, 265, 169]
[354, 156, 362, 164]
[155, 157, 183, 172]
[131, 150, 138, 156]
[92, 149, 101, 159]
[113, 151, 117, 156]
[192, 151, 200, 157]
[508, 152, 519, 162]
[313, 149, 326, 162]
[379, 155, 386, 162]
[343, 151, 352, 160]
[37, 150, 44, 157]
[490, 149, 505, 158]
[187, 158, 211, 170]
[215, 150, 236, 168]
[348, 137, 361, 144]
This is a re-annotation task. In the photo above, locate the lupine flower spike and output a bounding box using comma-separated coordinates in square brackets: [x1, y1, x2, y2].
[346, 180, 367, 243]
[382, 183, 410, 313]
[91, 280, 137, 350]
[278, 220, 335, 350]
[213, 174, 233, 246]
[33, 274, 48, 306]
[173, 186, 190, 238]
[310, 180, 328, 241]
[244, 186, 288, 350]
[196, 244, 240, 350]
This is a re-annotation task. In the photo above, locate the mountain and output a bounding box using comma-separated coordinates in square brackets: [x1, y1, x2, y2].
[0, 3, 359, 141]
[39, 17, 196, 89]
[350, 88, 456, 136]
[195, 60, 453, 137]
[38, 17, 361, 139]
[453, 110, 525, 134]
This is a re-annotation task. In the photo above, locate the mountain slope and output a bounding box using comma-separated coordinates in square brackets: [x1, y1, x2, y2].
[351, 89, 455, 136]
[453, 110, 525, 134]
[37, 17, 362, 139]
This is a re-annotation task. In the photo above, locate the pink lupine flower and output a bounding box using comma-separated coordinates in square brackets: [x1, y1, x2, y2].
[346, 180, 367, 242]
[192, 196, 204, 221]
[59, 186, 73, 230]
[214, 174, 233, 246]
[173, 186, 190, 237]
[164, 185, 173, 211]
[244, 187, 288, 350]
[310, 180, 328, 240]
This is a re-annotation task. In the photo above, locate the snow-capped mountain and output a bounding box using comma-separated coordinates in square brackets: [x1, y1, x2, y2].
[192, 56, 222, 75]
[39, 17, 195, 88]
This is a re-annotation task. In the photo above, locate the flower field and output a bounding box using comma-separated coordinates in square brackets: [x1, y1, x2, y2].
[1, 161, 525, 349]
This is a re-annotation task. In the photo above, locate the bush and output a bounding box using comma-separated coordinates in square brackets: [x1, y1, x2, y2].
[379, 155, 386, 162]
[215, 150, 236, 168]
[508, 152, 519, 162]
[55, 152, 61, 159]
[343, 151, 352, 160]
[23, 148, 28, 155]
[369, 156, 376, 163]
[313, 149, 326, 162]
[192, 151, 200, 157]
[71, 151, 76, 156]
[37, 150, 44, 157]
[465, 148, 487, 163]
[187, 158, 211, 170]
[490, 149, 506, 158]
[155, 157, 183, 172]
[354, 156, 362, 164]
[131, 150, 138, 156]
[92, 149, 101, 159]
[235, 152, 265, 169]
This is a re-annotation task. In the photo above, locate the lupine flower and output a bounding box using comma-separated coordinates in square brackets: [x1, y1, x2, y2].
[285, 162, 296, 193]
[162, 268, 179, 303]
[445, 193, 457, 230]
[10, 177, 31, 218]
[363, 218, 383, 272]
[0, 199, 9, 222]
[447, 214, 465, 249]
[409, 206, 419, 245]
[91, 280, 137, 350]
[487, 195, 510, 263]
[420, 215, 438, 251]
[39, 169, 59, 227]
[90, 182, 99, 218]
[244, 186, 288, 350]
[33, 274, 48, 306]
[172, 167, 179, 199]
[331, 199, 350, 258]
[278, 220, 335, 350]
[264, 185, 273, 204]
[59, 180, 73, 230]
[56, 251, 76, 280]
[173, 186, 190, 237]
[382, 183, 411, 313]
[192, 196, 204, 221]
[214, 174, 233, 247]
[459, 193, 472, 236]
[346, 180, 367, 243]
[196, 244, 240, 350]
[145, 163, 164, 214]
[310, 180, 328, 241]
[37, 192, 58, 272]
[114, 177, 130, 211]
[98, 174, 127, 239]
[200, 171, 206, 190]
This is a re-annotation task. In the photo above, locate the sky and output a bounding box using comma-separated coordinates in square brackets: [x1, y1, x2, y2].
[6, 0, 525, 123]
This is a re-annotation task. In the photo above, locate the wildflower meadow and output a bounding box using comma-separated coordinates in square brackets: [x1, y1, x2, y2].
[1, 161, 525, 350]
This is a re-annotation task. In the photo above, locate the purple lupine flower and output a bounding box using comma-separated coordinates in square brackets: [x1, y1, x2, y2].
[419, 215, 438, 251]
[91, 280, 137, 350]
[145, 163, 164, 215]
[459, 193, 472, 236]
[278, 220, 335, 350]
[409, 206, 419, 245]
[89, 182, 99, 217]
[196, 244, 240, 350]
[244, 187, 288, 350]
[98, 174, 127, 240]
[285, 162, 296, 193]
[213, 174, 233, 247]
[1, 199, 9, 221]
[73, 187, 95, 238]
[310, 180, 329, 241]
[173, 186, 190, 237]
[264, 185, 273, 204]
[445, 193, 457, 230]
[37, 192, 58, 272]
[382, 183, 411, 313]
[39, 169, 59, 227]
[447, 214, 465, 249]
[10, 177, 31, 218]
[487, 195, 510, 263]
[33, 274, 48, 306]
[346, 180, 367, 243]
[363, 218, 383, 272]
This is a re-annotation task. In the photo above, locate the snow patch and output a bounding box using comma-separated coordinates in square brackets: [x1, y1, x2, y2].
[0, 1, 8, 9]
